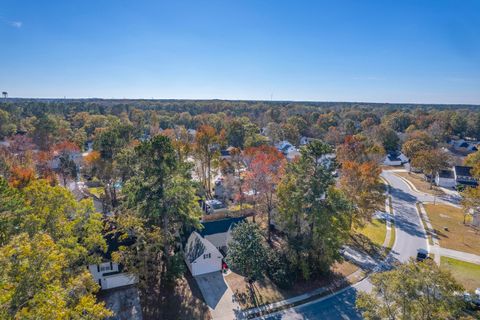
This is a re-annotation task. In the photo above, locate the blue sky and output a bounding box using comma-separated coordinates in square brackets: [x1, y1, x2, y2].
[1, 0, 480, 104]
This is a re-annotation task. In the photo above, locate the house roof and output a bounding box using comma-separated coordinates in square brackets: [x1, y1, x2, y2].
[438, 169, 454, 179]
[185, 232, 207, 263]
[199, 217, 245, 236]
[387, 153, 401, 162]
[454, 166, 473, 177]
[185, 231, 223, 263]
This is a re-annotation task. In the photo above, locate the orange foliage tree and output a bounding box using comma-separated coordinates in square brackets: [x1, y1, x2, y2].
[244, 145, 286, 242]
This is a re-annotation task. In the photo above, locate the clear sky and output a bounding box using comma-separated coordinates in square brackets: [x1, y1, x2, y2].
[1, 0, 479, 104]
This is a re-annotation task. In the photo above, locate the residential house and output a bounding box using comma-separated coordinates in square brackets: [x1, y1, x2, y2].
[435, 169, 456, 189]
[453, 166, 478, 187]
[184, 217, 245, 276]
[300, 136, 317, 146]
[184, 232, 223, 276]
[449, 139, 479, 154]
[275, 140, 300, 161]
[383, 152, 408, 166]
[88, 262, 137, 290]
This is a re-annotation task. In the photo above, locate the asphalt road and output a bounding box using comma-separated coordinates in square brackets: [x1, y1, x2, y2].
[260, 170, 429, 320]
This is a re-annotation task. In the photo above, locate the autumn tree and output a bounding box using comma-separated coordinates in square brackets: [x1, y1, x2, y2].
[357, 259, 465, 320]
[244, 145, 286, 242]
[0, 177, 110, 319]
[339, 160, 386, 228]
[194, 125, 220, 194]
[411, 149, 450, 188]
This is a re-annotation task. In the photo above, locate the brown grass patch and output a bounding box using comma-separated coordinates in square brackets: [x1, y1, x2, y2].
[395, 172, 444, 196]
[424, 203, 480, 255]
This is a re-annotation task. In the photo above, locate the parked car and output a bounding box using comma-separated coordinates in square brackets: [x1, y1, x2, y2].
[416, 248, 430, 262]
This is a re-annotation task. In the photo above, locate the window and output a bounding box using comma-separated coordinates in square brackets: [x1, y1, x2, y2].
[203, 253, 211, 259]
[100, 265, 111, 272]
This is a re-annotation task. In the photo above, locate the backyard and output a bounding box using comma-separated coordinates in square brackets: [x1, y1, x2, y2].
[424, 203, 480, 255]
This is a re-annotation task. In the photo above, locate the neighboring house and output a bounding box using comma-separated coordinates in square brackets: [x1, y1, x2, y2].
[276, 140, 300, 161]
[88, 262, 137, 291]
[184, 231, 224, 276]
[184, 217, 245, 276]
[453, 166, 478, 187]
[435, 169, 456, 188]
[220, 146, 236, 160]
[450, 139, 479, 154]
[50, 150, 83, 170]
[300, 136, 317, 146]
[202, 199, 228, 216]
[383, 152, 408, 166]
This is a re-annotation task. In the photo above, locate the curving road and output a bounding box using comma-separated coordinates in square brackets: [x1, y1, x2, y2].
[260, 170, 429, 320]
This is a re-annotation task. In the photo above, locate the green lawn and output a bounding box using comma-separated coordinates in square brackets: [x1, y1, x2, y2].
[441, 257, 480, 291]
[355, 219, 387, 247]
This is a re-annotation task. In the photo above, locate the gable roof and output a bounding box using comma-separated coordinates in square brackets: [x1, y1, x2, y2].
[185, 232, 223, 263]
[199, 217, 245, 236]
[185, 232, 207, 263]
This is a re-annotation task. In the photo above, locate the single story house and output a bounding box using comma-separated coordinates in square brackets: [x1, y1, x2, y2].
[435, 169, 456, 189]
[383, 152, 408, 166]
[453, 166, 478, 187]
[450, 139, 479, 153]
[88, 262, 137, 290]
[184, 217, 245, 276]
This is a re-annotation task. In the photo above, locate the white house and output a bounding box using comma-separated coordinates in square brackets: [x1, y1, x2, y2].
[383, 152, 408, 166]
[88, 262, 137, 290]
[450, 139, 479, 153]
[184, 232, 224, 276]
[435, 169, 456, 189]
[184, 217, 245, 276]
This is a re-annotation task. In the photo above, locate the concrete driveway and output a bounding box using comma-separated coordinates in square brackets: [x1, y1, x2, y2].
[195, 271, 241, 320]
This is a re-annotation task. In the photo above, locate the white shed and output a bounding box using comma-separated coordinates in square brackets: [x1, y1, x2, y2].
[88, 262, 137, 290]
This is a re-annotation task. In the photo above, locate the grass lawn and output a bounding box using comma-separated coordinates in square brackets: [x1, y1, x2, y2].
[441, 257, 480, 291]
[424, 204, 480, 255]
[395, 172, 444, 196]
[225, 260, 359, 309]
[354, 218, 387, 248]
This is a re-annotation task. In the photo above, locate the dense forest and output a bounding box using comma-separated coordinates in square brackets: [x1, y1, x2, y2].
[1, 99, 480, 319]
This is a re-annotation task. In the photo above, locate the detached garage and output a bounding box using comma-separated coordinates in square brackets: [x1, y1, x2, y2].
[184, 232, 223, 276]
